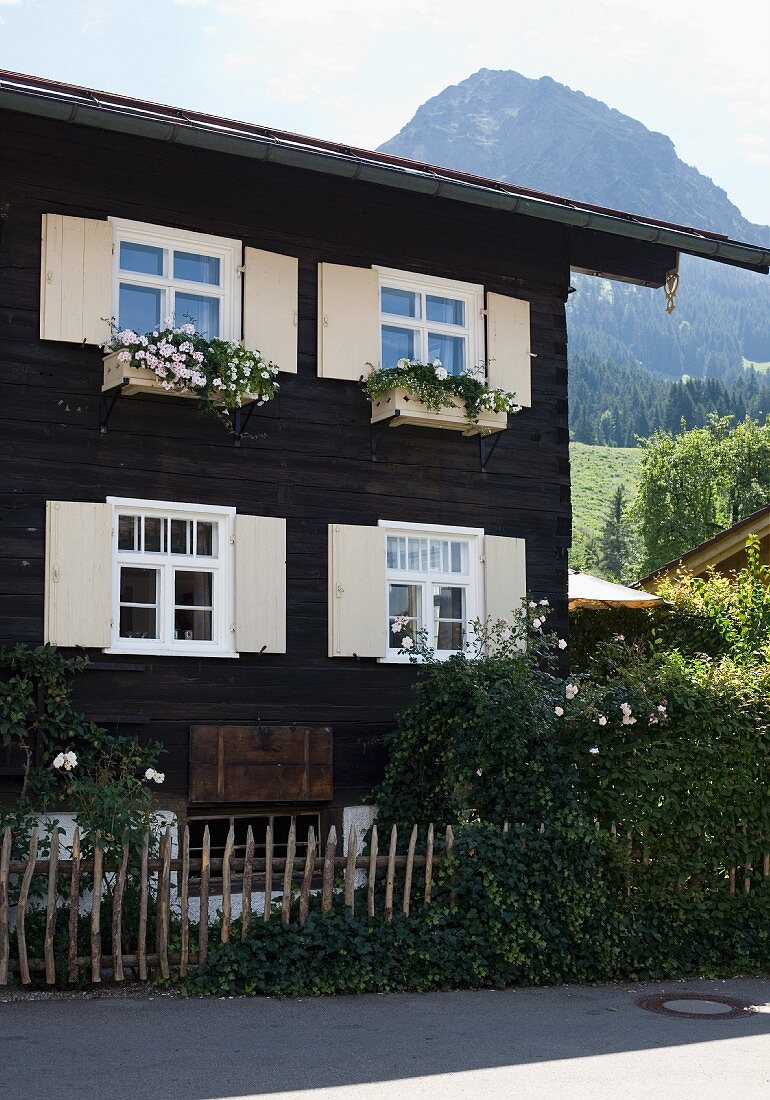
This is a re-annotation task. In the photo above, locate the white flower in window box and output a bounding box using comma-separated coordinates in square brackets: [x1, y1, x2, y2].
[103, 324, 279, 425]
[365, 359, 516, 438]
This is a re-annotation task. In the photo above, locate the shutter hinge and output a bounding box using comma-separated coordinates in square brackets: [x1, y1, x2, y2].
[336, 583, 344, 597]
[230, 535, 235, 544]
[480, 555, 486, 564]
[323, 315, 329, 327]
[237, 265, 245, 275]
[480, 307, 488, 317]
[293, 310, 298, 326]
[230, 623, 236, 633]
[53, 565, 60, 582]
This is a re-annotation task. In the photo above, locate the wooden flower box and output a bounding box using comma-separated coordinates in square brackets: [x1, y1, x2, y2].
[369, 387, 507, 437]
[103, 351, 200, 398]
[102, 351, 257, 403]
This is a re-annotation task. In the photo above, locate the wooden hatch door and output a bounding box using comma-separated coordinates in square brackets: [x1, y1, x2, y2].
[188, 725, 333, 804]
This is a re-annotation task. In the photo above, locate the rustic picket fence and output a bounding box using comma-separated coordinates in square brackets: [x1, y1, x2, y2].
[0, 820, 451, 987]
[608, 820, 770, 896]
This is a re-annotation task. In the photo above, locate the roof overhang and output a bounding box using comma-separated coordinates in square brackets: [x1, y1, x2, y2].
[1, 70, 768, 279]
[638, 507, 770, 592]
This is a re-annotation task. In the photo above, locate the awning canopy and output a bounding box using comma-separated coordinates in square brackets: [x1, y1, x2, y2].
[568, 570, 664, 611]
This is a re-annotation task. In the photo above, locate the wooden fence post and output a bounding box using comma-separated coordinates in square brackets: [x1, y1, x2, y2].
[16, 829, 38, 985]
[445, 825, 456, 910]
[137, 832, 149, 981]
[156, 826, 171, 979]
[424, 823, 434, 907]
[0, 827, 9, 988]
[344, 825, 357, 913]
[263, 822, 273, 922]
[281, 819, 297, 926]
[241, 825, 255, 941]
[198, 825, 210, 964]
[403, 825, 417, 916]
[111, 843, 129, 982]
[221, 825, 234, 943]
[44, 828, 59, 985]
[67, 828, 81, 984]
[367, 824, 378, 918]
[91, 833, 103, 983]
[321, 826, 337, 912]
[179, 825, 190, 977]
[299, 826, 316, 927]
[384, 825, 397, 922]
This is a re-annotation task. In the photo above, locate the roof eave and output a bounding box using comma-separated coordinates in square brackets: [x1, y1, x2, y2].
[1, 80, 768, 276]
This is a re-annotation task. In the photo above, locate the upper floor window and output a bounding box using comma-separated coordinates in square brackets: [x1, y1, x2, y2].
[110, 219, 241, 339]
[381, 521, 483, 661]
[107, 497, 236, 658]
[376, 268, 484, 377]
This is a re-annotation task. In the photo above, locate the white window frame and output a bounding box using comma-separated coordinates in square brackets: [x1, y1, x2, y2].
[110, 218, 241, 340]
[375, 267, 485, 377]
[105, 497, 237, 659]
[378, 519, 484, 664]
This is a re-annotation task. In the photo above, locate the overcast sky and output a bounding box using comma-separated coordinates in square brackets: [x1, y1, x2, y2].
[1, 0, 768, 226]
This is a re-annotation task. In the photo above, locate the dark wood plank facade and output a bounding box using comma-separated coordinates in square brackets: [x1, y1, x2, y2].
[0, 107, 675, 817]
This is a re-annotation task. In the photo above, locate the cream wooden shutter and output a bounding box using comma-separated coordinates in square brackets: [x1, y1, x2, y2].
[40, 215, 112, 345]
[234, 515, 287, 653]
[484, 535, 527, 623]
[45, 501, 112, 648]
[243, 247, 298, 374]
[486, 293, 531, 407]
[318, 263, 380, 380]
[328, 523, 386, 657]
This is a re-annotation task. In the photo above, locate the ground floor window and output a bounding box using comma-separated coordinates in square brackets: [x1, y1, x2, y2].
[379, 520, 483, 661]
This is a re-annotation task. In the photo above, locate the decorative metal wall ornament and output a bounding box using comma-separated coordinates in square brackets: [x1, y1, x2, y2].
[665, 262, 681, 314]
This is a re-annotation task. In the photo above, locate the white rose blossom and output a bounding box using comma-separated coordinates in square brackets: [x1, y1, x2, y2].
[401, 636, 414, 650]
[554, 706, 564, 717]
[558, 638, 568, 650]
[589, 746, 600, 755]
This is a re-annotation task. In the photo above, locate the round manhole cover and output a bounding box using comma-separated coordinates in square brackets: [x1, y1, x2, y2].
[637, 993, 755, 1020]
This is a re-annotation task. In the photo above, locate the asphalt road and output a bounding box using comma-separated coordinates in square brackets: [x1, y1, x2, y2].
[2, 978, 770, 1100]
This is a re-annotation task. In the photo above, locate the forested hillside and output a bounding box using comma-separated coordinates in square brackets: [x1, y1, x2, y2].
[570, 357, 770, 445]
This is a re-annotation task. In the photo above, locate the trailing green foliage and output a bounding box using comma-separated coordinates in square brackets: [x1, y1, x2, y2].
[363, 358, 520, 427]
[190, 821, 622, 996]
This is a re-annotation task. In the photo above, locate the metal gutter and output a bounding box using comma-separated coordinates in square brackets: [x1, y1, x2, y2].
[1, 71, 768, 273]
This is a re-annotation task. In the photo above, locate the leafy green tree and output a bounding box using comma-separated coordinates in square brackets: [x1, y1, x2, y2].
[634, 418, 725, 572]
[633, 414, 770, 573]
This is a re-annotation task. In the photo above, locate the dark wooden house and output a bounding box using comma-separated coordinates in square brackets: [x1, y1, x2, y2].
[1, 71, 768, 859]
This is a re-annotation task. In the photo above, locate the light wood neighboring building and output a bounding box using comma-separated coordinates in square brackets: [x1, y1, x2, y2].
[638, 505, 770, 593]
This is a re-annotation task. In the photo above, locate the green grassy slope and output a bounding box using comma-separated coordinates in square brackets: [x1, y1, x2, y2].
[570, 442, 643, 540]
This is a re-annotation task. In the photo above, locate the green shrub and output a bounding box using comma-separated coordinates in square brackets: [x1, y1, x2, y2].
[561, 643, 770, 888]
